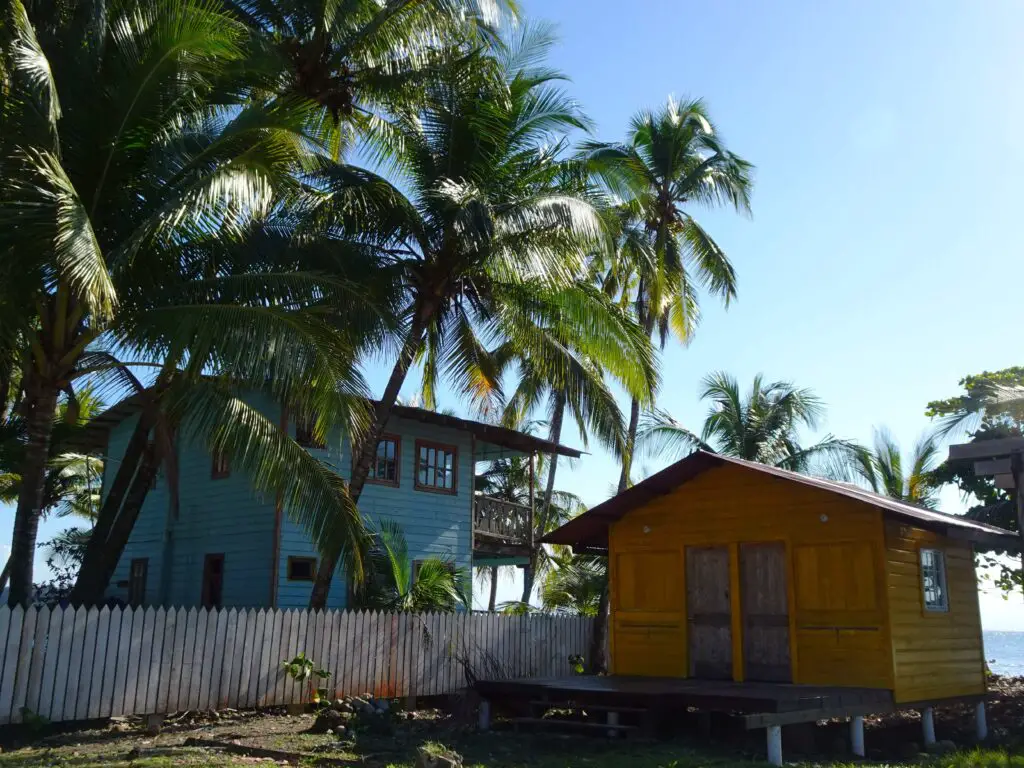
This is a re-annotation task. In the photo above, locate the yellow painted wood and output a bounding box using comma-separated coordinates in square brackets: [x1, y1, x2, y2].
[883, 522, 987, 703]
[607, 462, 988, 700]
[608, 463, 893, 687]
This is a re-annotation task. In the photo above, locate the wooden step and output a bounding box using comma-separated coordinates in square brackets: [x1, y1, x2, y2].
[529, 700, 648, 714]
[508, 717, 638, 736]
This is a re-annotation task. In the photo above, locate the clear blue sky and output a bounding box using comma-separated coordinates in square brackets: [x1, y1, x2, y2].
[467, 0, 1024, 623]
[4, 0, 1023, 627]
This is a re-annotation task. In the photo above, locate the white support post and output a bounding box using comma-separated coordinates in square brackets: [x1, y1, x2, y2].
[478, 699, 491, 731]
[975, 701, 988, 742]
[607, 710, 620, 739]
[766, 725, 783, 766]
[921, 706, 936, 747]
[850, 715, 865, 757]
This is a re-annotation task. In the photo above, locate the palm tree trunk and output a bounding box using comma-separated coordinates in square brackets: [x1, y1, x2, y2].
[71, 411, 153, 606]
[488, 566, 498, 611]
[521, 394, 566, 604]
[0, 556, 10, 596]
[617, 395, 641, 494]
[70, 442, 160, 606]
[8, 381, 60, 605]
[309, 311, 430, 608]
[588, 583, 610, 673]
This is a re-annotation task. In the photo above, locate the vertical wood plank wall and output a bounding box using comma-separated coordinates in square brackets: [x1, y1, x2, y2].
[0, 607, 592, 725]
[609, 463, 895, 688]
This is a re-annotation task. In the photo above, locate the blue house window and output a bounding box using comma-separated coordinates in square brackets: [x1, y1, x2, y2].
[415, 440, 457, 494]
[368, 434, 400, 486]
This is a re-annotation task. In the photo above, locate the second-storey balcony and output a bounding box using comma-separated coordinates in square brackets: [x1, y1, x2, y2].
[473, 495, 533, 558]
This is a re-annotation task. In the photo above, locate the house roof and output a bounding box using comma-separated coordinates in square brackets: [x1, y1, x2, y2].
[542, 450, 1018, 551]
[70, 393, 582, 459]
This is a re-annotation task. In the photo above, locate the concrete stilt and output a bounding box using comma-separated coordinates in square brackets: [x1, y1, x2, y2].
[607, 710, 620, 739]
[766, 725, 783, 766]
[921, 706, 936, 746]
[850, 715, 865, 757]
[478, 699, 491, 731]
[975, 701, 988, 742]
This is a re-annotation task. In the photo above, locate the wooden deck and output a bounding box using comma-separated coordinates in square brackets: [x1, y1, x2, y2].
[474, 675, 895, 719]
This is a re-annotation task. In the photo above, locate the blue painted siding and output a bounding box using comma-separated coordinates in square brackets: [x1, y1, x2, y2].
[274, 415, 474, 609]
[105, 398, 476, 610]
[106, 395, 279, 608]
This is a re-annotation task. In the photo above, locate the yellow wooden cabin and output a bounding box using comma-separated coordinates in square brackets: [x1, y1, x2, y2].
[544, 450, 1016, 706]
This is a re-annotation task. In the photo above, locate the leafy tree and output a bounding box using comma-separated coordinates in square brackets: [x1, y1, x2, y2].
[637, 372, 858, 475]
[539, 552, 605, 617]
[927, 367, 1024, 595]
[582, 98, 753, 671]
[583, 98, 754, 493]
[308, 25, 640, 606]
[351, 519, 468, 612]
[475, 448, 587, 606]
[0, 387, 105, 594]
[222, 0, 516, 147]
[1, 0, 377, 604]
[851, 429, 942, 508]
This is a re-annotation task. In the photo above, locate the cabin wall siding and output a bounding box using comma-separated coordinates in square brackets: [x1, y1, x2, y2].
[106, 396, 280, 608]
[274, 415, 474, 610]
[884, 521, 986, 703]
[106, 404, 475, 611]
[104, 415, 166, 606]
[608, 463, 893, 689]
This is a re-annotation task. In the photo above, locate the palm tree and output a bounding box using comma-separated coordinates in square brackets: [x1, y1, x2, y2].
[637, 372, 858, 476]
[496, 329, 648, 602]
[1, 0, 378, 604]
[583, 97, 754, 494]
[351, 519, 468, 612]
[851, 429, 942, 508]
[308, 25, 641, 606]
[222, 0, 516, 150]
[0, 388, 105, 594]
[540, 552, 606, 617]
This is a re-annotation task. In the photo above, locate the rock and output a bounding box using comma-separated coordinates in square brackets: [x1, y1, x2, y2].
[335, 726, 347, 736]
[896, 741, 921, 761]
[333, 699, 346, 711]
[377, 699, 390, 713]
[406, 712, 415, 721]
[415, 745, 462, 768]
[310, 708, 346, 734]
[337, 712, 354, 721]
[326, 728, 334, 735]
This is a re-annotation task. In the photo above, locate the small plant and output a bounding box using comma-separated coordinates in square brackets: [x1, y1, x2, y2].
[19, 708, 50, 736]
[282, 652, 331, 706]
[568, 654, 585, 675]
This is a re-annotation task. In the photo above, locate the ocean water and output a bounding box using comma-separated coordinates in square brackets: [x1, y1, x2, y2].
[984, 631, 1024, 676]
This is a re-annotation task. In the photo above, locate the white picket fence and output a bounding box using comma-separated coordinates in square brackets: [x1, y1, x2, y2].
[0, 605, 593, 725]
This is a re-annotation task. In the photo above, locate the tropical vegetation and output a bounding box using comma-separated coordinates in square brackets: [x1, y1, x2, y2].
[6, 0, 998, 622]
[350, 519, 469, 613]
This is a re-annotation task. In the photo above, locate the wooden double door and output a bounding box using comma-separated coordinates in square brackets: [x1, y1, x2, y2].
[686, 542, 792, 682]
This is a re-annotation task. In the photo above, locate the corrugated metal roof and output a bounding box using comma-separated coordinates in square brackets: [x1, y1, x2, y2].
[68, 391, 582, 459]
[542, 450, 1018, 550]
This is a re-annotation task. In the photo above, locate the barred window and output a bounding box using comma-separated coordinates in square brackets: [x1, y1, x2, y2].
[920, 548, 948, 612]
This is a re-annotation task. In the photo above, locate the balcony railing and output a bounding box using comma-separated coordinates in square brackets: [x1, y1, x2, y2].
[473, 495, 533, 545]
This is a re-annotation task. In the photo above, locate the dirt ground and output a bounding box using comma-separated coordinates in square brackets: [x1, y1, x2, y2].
[1, 677, 1023, 768]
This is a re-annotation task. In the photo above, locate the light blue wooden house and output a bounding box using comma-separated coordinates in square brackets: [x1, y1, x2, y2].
[79, 395, 579, 610]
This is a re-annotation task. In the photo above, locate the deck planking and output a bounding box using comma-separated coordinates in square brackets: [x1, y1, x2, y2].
[474, 675, 895, 715]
